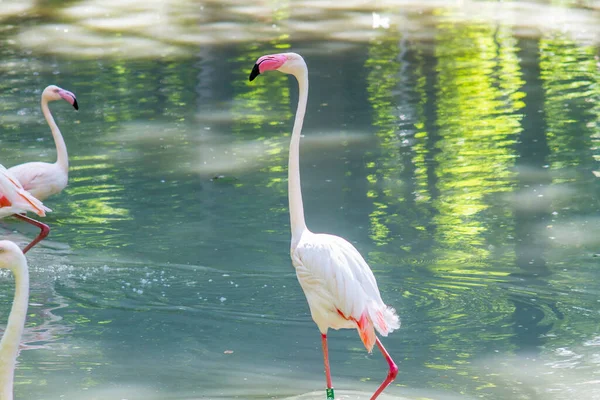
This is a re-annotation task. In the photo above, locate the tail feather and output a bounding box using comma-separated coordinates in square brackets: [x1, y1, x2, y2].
[17, 192, 51, 217]
[356, 312, 377, 353]
[354, 304, 400, 353]
[368, 303, 400, 337]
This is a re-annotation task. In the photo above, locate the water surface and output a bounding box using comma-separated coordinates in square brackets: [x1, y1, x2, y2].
[1, 1, 600, 399]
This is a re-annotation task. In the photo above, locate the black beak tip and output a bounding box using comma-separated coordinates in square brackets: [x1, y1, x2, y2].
[72, 99, 79, 110]
[249, 64, 260, 82]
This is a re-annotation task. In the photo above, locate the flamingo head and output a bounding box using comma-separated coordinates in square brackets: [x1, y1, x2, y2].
[42, 85, 79, 110]
[249, 52, 306, 81]
[0, 240, 25, 270]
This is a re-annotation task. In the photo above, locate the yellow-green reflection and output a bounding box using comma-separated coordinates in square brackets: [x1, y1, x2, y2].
[364, 27, 405, 246]
[61, 154, 131, 248]
[360, 16, 527, 393]
[421, 18, 526, 390]
[540, 34, 598, 180]
[433, 21, 524, 258]
[538, 32, 600, 347]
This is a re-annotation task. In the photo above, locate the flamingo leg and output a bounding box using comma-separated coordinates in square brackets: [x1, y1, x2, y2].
[370, 337, 398, 400]
[13, 214, 50, 253]
[321, 333, 334, 398]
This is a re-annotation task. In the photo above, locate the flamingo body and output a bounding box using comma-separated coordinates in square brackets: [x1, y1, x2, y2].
[293, 231, 399, 352]
[0, 240, 29, 400]
[8, 85, 78, 201]
[250, 52, 400, 399]
[7, 162, 67, 201]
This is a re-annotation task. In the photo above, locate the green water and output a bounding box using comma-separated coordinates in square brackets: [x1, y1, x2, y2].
[0, 1, 599, 399]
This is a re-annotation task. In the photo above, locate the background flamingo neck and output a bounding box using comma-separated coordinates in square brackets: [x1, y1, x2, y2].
[41, 98, 68, 173]
[289, 68, 309, 244]
[0, 262, 29, 398]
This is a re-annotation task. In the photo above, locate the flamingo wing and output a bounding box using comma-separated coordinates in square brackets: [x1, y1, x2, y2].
[294, 233, 399, 350]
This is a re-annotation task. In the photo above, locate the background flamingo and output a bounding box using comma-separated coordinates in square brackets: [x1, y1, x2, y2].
[0, 165, 51, 253]
[249, 53, 400, 399]
[0, 240, 30, 400]
[9, 85, 78, 201]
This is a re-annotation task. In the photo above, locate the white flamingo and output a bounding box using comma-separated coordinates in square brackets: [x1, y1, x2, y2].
[0, 240, 29, 400]
[9, 85, 78, 201]
[0, 165, 51, 253]
[249, 53, 400, 399]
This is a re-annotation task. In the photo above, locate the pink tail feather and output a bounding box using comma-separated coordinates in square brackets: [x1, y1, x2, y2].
[15, 191, 51, 216]
[356, 312, 377, 352]
[356, 304, 400, 352]
[347, 303, 401, 353]
[369, 304, 400, 336]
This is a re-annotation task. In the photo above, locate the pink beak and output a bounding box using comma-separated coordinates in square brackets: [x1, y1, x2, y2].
[249, 53, 288, 81]
[59, 89, 79, 110]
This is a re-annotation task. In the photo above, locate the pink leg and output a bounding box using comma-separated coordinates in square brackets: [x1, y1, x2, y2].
[321, 333, 333, 389]
[13, 214, 50, 254]
[370, 337, 398, 400]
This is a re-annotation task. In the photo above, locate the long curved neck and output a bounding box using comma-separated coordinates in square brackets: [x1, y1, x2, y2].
[41, 98, 68, 173]
[0, 262, 29, 400]
[289, 69, 309, 245]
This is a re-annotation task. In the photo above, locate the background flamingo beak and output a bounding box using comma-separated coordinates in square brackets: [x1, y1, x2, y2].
[59, 90, 79, 110]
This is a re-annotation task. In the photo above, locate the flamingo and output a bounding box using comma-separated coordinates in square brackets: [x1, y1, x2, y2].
[249, 53, 400, 399]
[8, 85, 78, 201]
[0, 240, 29, 400]
[0, 165, 51, 253]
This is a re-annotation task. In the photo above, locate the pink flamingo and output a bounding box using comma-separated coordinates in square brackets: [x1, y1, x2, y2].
[0, 240, 29, 400]
[0, 165, 51, 253]
[249, 53, 400, 399]
[9, 85, 78, 201]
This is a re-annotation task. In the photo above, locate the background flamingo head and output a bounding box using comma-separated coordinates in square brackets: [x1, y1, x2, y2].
[42, 85, 79, 110]
[249, 52, 306, 81]
[0, 240, 26, 270]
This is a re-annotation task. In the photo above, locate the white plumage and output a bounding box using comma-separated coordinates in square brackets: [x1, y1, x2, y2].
[293, 232, 399, 351]
[8, 85, 78, 201]
[8, 161, 68, 202]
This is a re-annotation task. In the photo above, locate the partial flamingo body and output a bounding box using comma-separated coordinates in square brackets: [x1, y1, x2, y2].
[249, 53, 400, 399]
[0, 240, 29, 400]
[9, 85, 78, 201]
[0, 165, 51, 253]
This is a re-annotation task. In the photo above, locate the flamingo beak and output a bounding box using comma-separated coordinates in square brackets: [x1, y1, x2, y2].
[59, 89, 79, 110]
[249, 63, 260, 82]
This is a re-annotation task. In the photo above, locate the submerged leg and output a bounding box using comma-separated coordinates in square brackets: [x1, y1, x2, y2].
[321, 333, 334, 399]
[14, 214, 50, 254]
[370, 337, 398, 400]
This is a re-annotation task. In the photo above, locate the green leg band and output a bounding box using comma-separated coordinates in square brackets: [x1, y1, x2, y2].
[326, 388, 335, 399]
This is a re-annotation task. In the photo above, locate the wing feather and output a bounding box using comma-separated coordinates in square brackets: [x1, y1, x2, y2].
[294, 232, 399, 342]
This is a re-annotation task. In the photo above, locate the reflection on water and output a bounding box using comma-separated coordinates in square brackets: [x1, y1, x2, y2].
[0, 1, 599, 400]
